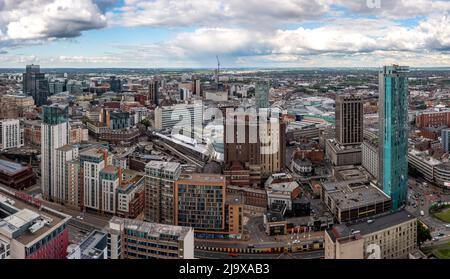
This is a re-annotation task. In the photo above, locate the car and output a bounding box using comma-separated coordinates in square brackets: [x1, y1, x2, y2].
[438, 233, 445, 237]
[445, 224, 450, 228]
[228, 253, 238, 257]
[76, 216, 84, 220]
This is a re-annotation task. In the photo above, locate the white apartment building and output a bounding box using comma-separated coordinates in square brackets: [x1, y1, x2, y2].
[41, 105, 69, 201]
[100, 166, 120, 214]
[80, 148, 107, 211]
[55, 145, 79, 204]
[0, 119, 24, 151]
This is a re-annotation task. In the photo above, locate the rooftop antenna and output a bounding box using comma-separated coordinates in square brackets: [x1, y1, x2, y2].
[216, 55, 220, 90]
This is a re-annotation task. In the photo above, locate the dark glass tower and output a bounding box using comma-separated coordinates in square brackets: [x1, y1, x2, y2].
[23, 65, 50, 107]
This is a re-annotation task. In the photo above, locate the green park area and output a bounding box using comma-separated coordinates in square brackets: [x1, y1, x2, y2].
[433, 248, 450, 259]
[430, 204, 450, 223]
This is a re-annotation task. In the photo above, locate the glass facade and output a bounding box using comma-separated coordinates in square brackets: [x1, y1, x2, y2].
[42, 105, 68, 125]
[379, 65, 409, 210]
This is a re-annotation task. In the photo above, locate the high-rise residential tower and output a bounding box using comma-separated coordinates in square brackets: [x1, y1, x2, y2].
[144, 161, 181, 225]
[23, 65, 50, 107]
[41, 104, 69, 201]
[335, 94, 363, 145]
[441, 128, 450, 152]
[255, 82, 270, 109]
[378, 65, 409, 210]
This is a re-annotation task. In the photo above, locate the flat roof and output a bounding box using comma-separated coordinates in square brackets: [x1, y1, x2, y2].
[110, 217, 192, 241]
[348, 210, 416, 235]
[56, 144, 77, 152]
[80, 147, 105, 158]
[0, 191, 70, 246]
[101, 165, 118, 174]
[145, 160, 180, 172]
[0, 159, 28, 175]
[177, 173, 225, 184]
[79, 230, 107, 259]
[322, 179, 391, 210]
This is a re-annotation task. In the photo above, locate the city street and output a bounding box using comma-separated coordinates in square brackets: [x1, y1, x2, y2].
[194, 250, 324, 259]
[406, 176, 450, 238]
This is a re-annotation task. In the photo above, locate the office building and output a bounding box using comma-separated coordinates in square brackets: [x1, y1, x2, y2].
[0, 159, 36, 190]
[362, 139, 379, 180]
[0, 192, 71, 259]
[441, 128, 450, 152]
[324, 225, 365, 259]
[321, 179, 392, 223]
[22, 64, 50, 107]
[379, 65, 409, 209]
[41, 104, 69, 201]
[0, 119, 24, 151]
[260, 117, 286, 177]
[175, 173, 226, 235]
[67, 230, 108, 259]
[109, 76, 122, 93]
[325, 139, 362, 166]
[255, 82, 270, 109]
[325, 210, 417, 259]
[49, 79, 65, 95]
[144, 161, 181, 225]
[107, 217, 194, 259]
[264, 173, 300, 212]
[148, 80, 159, 106]
[154, 103, 203, 140]
[335, 94, 363, 145]
[192, 79, 201, 97]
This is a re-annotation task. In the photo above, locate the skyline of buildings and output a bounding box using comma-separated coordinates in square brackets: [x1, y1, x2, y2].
[0, 61, 448, 261]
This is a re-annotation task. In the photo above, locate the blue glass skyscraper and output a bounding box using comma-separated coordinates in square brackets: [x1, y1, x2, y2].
[378, 65, 409, 210]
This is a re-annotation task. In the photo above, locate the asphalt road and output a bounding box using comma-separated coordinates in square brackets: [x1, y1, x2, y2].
[406, 176, 450, 238]
[194, 250, 324, 259]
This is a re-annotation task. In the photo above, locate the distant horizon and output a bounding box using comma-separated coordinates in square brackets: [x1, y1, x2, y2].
[2, 66, 450, 71]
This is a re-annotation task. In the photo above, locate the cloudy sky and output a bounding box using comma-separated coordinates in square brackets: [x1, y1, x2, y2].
[1, 0, 450, 68]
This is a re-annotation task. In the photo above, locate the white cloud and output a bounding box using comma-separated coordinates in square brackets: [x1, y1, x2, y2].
[2, 0, 107, 40]
[333, 0, 450, 18]
[109, 0, 330, 28]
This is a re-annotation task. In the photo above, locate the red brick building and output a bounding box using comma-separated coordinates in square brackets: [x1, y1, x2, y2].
[416, 111, 450, 128]
[0, 159, 36, 190]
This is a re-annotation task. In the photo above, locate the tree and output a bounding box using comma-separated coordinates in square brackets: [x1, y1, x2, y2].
[140, 118, 150, 128]
[417, 221, 432, 245]
[81, 116, 92, 125]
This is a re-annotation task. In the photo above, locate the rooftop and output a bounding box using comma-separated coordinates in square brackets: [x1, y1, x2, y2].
[322, 179, 391, 210]
[145, 160, 181, 172]
[56, 144, 77, 152]
[101, 165, 119, 174]
[177, 173, 225, 184]
[0, 159, 29, 176]
[80, 147, 106, 158]
[79, 230, 108, 259]
[0, 191, 70, 246]
[348, 210, 416, 235]
[110, 217, 192, 241]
